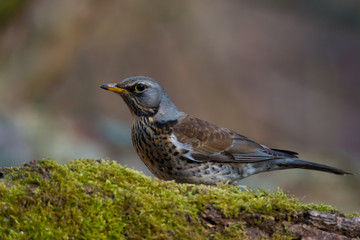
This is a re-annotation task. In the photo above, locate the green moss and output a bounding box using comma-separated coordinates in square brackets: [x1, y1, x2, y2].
[345, 212, 360, 218]
[0, 159, 356, 239]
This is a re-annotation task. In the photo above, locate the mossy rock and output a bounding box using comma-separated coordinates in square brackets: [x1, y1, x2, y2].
[0, 159, 358, 239]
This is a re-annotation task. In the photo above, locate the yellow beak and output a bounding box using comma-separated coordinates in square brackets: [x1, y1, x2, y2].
[100, 83, 128, 93]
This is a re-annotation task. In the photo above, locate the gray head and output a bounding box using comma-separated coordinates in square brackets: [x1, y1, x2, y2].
[101, 76, 183, 121]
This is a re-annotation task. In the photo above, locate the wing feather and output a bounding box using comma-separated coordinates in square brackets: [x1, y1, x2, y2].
[172, 115, 298, 163]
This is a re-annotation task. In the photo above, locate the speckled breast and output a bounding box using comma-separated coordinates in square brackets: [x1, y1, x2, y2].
[131, 116, 179, 179]
[131, 117, 244, 185]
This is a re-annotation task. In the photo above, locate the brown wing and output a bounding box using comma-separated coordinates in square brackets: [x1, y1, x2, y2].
[172, 114, 298, 163]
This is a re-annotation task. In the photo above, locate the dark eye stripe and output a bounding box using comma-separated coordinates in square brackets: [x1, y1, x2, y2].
[122, 85, 137, 92]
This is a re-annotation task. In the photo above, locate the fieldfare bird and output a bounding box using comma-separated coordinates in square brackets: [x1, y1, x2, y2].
[101, 76, 351, 185]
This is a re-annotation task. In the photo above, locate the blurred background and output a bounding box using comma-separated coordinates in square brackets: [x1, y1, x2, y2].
[0, 0, 359, 213]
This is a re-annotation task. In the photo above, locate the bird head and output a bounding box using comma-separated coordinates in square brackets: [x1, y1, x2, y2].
[101, 76, 183, 120]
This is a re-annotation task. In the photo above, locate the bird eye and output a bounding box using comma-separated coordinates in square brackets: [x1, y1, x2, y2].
[135, 83, 147, 92]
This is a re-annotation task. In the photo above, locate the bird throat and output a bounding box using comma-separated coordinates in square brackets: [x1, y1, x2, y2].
[121, 94, 159, 117]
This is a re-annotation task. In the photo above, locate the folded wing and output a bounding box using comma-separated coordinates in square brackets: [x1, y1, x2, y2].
[173, 115, 298, 163]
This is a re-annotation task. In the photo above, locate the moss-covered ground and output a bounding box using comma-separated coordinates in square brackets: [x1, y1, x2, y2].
[0, 159, 356, 239]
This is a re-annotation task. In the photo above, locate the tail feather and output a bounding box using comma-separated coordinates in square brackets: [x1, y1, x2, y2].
[248, 158, 352, 177]
[276, 159, 352, 175]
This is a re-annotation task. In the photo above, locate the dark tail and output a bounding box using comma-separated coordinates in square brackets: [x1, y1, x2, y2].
[276, 159, 352, 175]
[247, 158, 352, 177]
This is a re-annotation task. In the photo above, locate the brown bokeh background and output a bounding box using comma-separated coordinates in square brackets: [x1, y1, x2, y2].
[0, 0, 359, 213]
